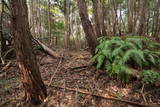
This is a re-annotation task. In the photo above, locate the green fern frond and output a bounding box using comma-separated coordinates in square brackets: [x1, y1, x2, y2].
[110, 64, 132, 83]
[112, 42, 136, 57]
[101, 49, 112, 60]
[123, 49, 145, 67]
[125, 37, 143, 49]
[143, 70, 160, 84]
[96, 55, 105, 69]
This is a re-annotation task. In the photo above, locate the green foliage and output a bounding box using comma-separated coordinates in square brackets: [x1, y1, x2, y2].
[92, 36, 160, 83]
[142, 70, 160, 84]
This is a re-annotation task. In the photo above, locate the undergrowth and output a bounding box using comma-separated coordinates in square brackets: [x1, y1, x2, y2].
[92, 36, 160, 83]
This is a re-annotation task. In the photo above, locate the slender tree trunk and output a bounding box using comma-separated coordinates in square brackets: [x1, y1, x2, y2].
[128, 0, 135, 34]
[101, 0, 107, 36]
[138, 0, 148, 36]
[77, 0, 97, 55]
[111, 0, 117, 35]
[92, 0, 101, 37]
[152, 0, 160, 40]
[48, 0, 52, 43]
[64, 0, 70, 49]
[31, 0, 36, 36]
[10, 0, 47, 106]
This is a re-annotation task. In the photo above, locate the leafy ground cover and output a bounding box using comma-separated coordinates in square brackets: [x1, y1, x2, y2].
[0, 50, 160, 107]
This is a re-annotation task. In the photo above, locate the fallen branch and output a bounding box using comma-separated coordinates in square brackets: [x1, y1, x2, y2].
[0, 61, 12, 73]
[141, 84, 148, 105]
[32, 38, 60, 58]
[68, 65, 89, 71]
[67, 63, 93, 72]
[48, 53, 63, 86]
[48, 85, 149, 107]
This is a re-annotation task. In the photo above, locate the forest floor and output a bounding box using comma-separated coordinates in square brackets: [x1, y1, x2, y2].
[0, 50, 160, 107]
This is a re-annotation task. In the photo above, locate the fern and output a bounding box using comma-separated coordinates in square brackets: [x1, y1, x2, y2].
[142, 70, 160, 84]
[92, 36, 160, 83]
[112, 41, 137, 57]
[109, 64, 132, 83]
[96, 54, 105, 69]
[125, 37, 143, 49]
[122, 49, 145, 68]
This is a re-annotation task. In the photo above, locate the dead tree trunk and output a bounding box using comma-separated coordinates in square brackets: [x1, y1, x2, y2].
[10, 0, 47, 106]
[77, 0, 97, 55]
[33, 38, 60, 58]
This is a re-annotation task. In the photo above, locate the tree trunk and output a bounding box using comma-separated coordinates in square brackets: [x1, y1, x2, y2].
[101, 0, 107, 36]
[111, 0, 117, 35]
[77, 0, 97, 55]
[64, 0, 70, 49]
[48, 0, 52, 43]
[152, 0, 160, 41]
[92, 0, 101, 37]
[128, 0, 135, 34]
[138, 0, 148, 36]
[10, 0, 47, 106]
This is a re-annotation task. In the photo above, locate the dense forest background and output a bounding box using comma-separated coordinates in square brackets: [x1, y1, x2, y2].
[1, 0, 160, 52]
[0, 0, 160, 107]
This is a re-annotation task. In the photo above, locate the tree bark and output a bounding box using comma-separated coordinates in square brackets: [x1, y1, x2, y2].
[77, 0, 97, 55]
[101, 0, 107, 36]
[92, 0, 101, 37]
[64, 0, 70, 49]
[10, 0, 47, 106]
[48, 0, 52, 43]
[152, 0, 160, 41]
[138, 0, 148, 36]
[128, 0, 135, 34]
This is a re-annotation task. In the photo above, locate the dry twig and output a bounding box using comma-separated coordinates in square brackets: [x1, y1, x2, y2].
[0, 61, 12, 74]
[141, 84, 148, 104]
[48, 53, 63, 86]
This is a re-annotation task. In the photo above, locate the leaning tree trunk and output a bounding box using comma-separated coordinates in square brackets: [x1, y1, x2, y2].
[10, 0, 47, 106]
[77, 0, 97, 55]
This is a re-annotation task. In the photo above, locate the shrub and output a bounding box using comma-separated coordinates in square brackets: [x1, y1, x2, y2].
[92, 36, 160, 83]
